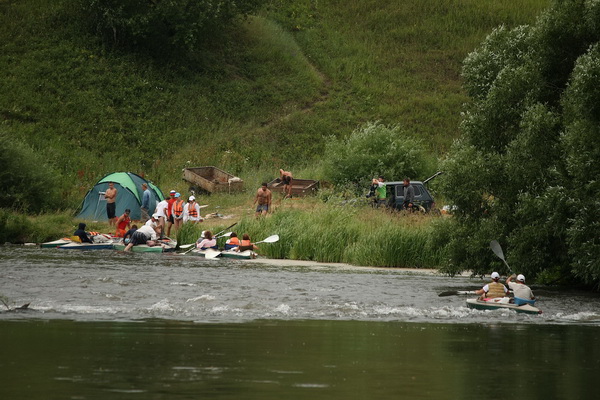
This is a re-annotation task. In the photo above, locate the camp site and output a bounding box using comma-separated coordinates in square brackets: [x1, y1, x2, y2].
[2, 1, 600, 399]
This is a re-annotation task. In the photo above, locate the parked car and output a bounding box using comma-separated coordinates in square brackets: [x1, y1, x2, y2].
[384, 172, 442, 212]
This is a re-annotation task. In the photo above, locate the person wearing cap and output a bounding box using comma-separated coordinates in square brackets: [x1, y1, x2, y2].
[183, 195, 202, 223]
[145, 213, 160, 228]
[475, 272, 509, 300]
[507, 274, 535, 305]
[171, 192, 185, 231]
[166, 190, 177, 237]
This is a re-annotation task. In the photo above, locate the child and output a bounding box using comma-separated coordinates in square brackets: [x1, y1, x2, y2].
[224, 232, 240, 250]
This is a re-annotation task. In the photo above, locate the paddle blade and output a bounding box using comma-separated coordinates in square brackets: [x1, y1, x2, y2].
[490, 240, 505, 261]
[179, 243, 195, 249]
[216, 232, 232, 239]
[204, 249, 221, 259]
[257, 234, 279, 244]
[438, 290, 477, 297]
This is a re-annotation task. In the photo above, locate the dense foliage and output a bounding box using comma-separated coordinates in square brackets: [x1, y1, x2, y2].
[323, 122, 436, 186]
[0, 134, 61, 212]
[440, 0, 600, 287]
[80, 0, 265, 55]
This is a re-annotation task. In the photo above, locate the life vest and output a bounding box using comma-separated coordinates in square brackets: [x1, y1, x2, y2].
[188, 203, 198, 218]
[228, 237, 240, 246]
[486, 281, 506, 298]
[173, 200, 184, 217]
[117, 215, 130, 230]
[241, 239, 251, 246]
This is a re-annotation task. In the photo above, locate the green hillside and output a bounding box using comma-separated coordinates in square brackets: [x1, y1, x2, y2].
[1, 0, 548, 207]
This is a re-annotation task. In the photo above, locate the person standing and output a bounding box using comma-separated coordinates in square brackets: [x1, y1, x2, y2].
[105, 182, 117, 226]
[507, 274, 535, 304]
[115, 209, 132, 237]
[402, 178, 415, 211]
[375, 176, 387, 208]
[475, 272, 509, 299]
[171, 193, 185, 232]
[279, 169, 293, 199]
[154, 198, 169, 238]
[184, 195, 202, 223]
[140, 183, 151, 221]
[254, 183, 272, 216]
[166, 190, 177, 237]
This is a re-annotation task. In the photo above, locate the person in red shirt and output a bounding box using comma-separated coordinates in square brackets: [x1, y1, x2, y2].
[166, 190, 177, 237]
[115, 209, 132, 237]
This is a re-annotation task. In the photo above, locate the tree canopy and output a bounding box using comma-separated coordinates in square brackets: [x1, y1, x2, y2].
[439, 0, 600, 287]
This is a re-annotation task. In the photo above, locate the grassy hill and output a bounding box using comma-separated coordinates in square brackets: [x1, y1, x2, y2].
[1, 0, 549, 207]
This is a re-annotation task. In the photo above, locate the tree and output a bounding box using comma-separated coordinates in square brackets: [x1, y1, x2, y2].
[440, 0, 600, 287]
[81, 0, 265, 54]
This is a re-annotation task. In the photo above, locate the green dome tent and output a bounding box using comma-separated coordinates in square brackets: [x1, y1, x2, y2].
[77, 172, 165, 221]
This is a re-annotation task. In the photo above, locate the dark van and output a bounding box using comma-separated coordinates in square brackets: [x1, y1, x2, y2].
[384, 173, 441, 212]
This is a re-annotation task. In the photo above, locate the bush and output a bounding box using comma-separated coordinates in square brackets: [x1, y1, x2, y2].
[0, 135, 62, 212]
[323, 121, 436, 187]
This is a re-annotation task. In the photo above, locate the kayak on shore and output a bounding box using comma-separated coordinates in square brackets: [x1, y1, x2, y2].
[187, 248, 256, 260]
[466, 298, 542, 315]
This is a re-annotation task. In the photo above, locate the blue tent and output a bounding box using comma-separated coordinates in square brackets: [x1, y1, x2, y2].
[77, 172, 164, 221]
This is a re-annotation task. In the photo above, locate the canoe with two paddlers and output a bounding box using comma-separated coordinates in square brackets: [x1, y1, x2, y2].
[466, 298, 542, 315]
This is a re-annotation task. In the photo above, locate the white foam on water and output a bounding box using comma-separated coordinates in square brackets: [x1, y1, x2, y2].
[274, 304, 291, 314]
[554, 311, 600, 322]
[149, 299, 175, 313]
[186, 294, 215, 302]
[170, 282, 197, 287]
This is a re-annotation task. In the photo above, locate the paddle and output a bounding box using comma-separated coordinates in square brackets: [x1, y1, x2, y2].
[490, 240, 514, 275]
[254, 234, 279, 245]
[177, 222, 238, 251]
[438, 290, 478, 297]
[204, 249, 221, 259]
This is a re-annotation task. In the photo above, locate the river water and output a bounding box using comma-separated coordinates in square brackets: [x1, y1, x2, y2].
[1, 246, 599, 399]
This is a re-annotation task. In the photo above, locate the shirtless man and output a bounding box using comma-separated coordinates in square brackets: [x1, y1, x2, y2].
[254, 183, 272, 216]
[105, 181, 118, 227]
[279, 169, 293, 199]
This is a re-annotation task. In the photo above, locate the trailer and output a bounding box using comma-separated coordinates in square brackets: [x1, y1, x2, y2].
[183, 166, 244, 194]
[267, 178, 319, 197]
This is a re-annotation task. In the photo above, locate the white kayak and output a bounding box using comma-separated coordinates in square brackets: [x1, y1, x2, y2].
[466, 298, 541, 315]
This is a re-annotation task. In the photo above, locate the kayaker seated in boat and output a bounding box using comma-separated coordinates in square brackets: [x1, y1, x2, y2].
[224, 232, 240, 250]
[475, 272, 509, 301]
[73, 223, 93, 244]
[196, 230, 218, 250]
[237, 234, 259, 252]
[507, 274, 535, 305]
[123, 224, 158, 251]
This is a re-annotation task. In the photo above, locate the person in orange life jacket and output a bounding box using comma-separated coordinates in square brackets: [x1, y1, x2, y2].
[115, 209, 132, 237]
[171, 193, 185, 231]
[166, 190, 177, 237]
[224, 232, 240, 250]
[475, 272, 509, 300]
[196, 230, 218, 250]
[74, 222, 93, 244]
[184, 195, 202, 223]
[237, 233, 258, 252]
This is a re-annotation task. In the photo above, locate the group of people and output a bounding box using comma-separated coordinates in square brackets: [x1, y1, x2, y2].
[368, 176, 415, 210]
[476, 272, 536, 304]
[196, 231, 258, 252]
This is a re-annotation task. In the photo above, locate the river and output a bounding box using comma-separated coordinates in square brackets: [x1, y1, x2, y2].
[1, 246, 599, 399]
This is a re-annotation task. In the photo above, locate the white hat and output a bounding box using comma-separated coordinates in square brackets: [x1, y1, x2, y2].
[517, 274, 526, 282]
[491, 272, 500, 279]
[152, 213, 160, 219]
[189, 195, 196, 201]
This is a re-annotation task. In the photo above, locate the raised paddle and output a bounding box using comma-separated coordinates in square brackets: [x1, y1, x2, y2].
[490, 240, 514, 275]
[254, 234, 279, 245]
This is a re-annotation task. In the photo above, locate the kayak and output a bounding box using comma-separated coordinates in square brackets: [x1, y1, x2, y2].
[466, 298, 542, 315]
[58, 242, 115, 250]
[189, 248, 222, 258]
[40, 238, 71, 248]
[113, 243, 176, 253]
[220, 249, 255, 260]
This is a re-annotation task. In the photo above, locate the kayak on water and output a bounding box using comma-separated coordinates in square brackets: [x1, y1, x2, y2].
[58, 242, 115, 250]
[113, 243, 176, 253]
[40, 238, 72, 248]
[219, 249, 255, 260]
[466, 298, 542, 315]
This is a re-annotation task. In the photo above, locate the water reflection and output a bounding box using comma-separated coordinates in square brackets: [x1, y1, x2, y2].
[0, 320, 598, 399]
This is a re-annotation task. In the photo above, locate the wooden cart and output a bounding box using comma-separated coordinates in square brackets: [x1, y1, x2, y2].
[183, 166, 244, 193]
[267, 178, 319, 197]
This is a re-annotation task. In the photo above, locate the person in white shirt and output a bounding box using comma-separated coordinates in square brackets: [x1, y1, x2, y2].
[123, 224, 158, 251]
[507, 274, 535, 304]
[183, 195, 202, 223]
[154, 199, 169, 237]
